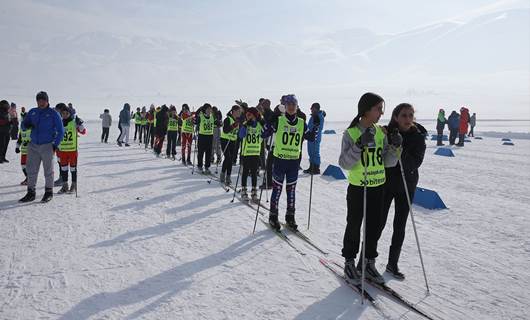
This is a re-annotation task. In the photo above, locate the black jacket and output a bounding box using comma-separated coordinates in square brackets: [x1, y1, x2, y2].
[155, 106, 169, 136]
[385, 123, 427, 194]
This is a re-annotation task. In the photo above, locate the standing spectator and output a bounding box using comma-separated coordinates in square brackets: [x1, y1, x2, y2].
[180, 105, 194, 165]
[153, 105, 169, 156]
[211, 106, 223, 165]
[260, 99, 274, 189]
[447, 110, 460, 145]
[166, 105, 179, 159]
[117, 103, 131, 147]
[457, 107, 470, 146]
[99, 109, 112, 143]
[468, 113, 476, 137]
[133, 107, 142, 142]
[19, 92, 64, 203]
[436, 109, 447, 146]
[0, 100, 14, 163]
[304, 102, 325, 174]
[9, 103, 19, 140]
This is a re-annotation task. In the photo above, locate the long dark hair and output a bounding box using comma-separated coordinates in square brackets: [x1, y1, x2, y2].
[348, 92, 384, 128]
[387, 103, 415, 132]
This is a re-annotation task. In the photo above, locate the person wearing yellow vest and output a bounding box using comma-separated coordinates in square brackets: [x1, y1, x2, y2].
[145, 105, 156, 149]
[180, 104, 194, 165]
[138, 106, 147, 144]
[219, 105, 241, 185]
[338, 92, 398, 285]
[133, 107, 142, 142]
[262, 94, 318, 231]
[15, 113, 31, 185]
[166, 105, 179, 159]
[238, 107, 264, 202]
[195, 103, 214, 174]
[56, 103, 86, 194]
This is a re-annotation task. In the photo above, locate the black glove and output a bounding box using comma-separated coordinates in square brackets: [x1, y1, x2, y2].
[15, 147, 20, 154]
[389, 129, 403, 147]
[52, 145, 58, 152]
[357, 127, 375, 148]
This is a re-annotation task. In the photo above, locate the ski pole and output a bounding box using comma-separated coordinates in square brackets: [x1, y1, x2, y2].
[215, 139, 230, 175]
[264, 137, 273, 203]
[230, 157, 243, 203]
[253, 169, 265, 234]
[360, 145, 368, 305]
[307, 169, 314, 230]
[76, 128, 79, 198]
[191, 130, 198, 174]
[397, 147, 430, 293]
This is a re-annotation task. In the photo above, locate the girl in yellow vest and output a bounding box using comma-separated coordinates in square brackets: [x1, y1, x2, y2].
[195, 103, 215, 174]
[263, 94, 318, 231]
[219, 105, 242, 186]
[56, 103, 87, 194]
[338, 92, 399, 285]
[166, 105, 179, 159]
[238, 107, 265, 202]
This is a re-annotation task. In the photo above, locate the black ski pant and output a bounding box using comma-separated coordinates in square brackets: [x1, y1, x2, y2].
[117, 123, 122, 143]
[262, 146, 274, 187]
[221, 138, 237, 176]
[449, 129, 458, 145]
[342, 184, 384, 260]
[134, 124, 141, 141]
[241, 155, 259, 188]
[197, 134, 213, 169]
[0, 132, 10, 161]
[379, 182, 416, 267]
[436, 128, 444, 145]
[149, 124, 155, 148]
[469, 126, 475, 137]
[101, 127, 109, 143]
[457, 133, 465, 146]
[166, 131, 178, 157]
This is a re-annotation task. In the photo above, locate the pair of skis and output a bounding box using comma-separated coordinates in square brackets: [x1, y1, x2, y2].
[321, 258, 437, 320]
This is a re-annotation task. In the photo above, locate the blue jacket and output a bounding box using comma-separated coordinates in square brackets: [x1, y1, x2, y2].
[119, 105, 131, 125]
[22, 106, 64, 147]
[307, 111, 324, 143]
[447, 112, 460, 130]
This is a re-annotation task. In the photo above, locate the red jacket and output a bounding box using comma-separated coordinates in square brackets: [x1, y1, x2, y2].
[459, 108, 470, 134]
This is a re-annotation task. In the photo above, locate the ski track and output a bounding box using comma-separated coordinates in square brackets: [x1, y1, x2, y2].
[0, 121, 529, 319]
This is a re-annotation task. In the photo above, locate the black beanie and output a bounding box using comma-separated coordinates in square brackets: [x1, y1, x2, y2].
[36, 91, 49, 102]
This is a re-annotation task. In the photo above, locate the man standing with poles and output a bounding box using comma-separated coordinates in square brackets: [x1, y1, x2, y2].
[19, 91, 64, 203]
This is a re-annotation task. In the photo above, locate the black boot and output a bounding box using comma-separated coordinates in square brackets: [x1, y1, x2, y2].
[303, 163, 313, 174]
[386, 246, 405, 280]
[285, 212, 298, 231]
[19, 188, 36, 203]
[268, 213, 281, 231]
[41, 188, 53, 203]
[312, 164, 320, 175]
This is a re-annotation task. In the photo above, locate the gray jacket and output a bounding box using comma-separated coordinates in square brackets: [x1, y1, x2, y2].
[338, 124, 398, 172]
[100, 113, 112, 128]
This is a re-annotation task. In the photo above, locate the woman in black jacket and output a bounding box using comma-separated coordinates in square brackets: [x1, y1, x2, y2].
[379, 103, 426, 279]
[0, 100, 13, 163]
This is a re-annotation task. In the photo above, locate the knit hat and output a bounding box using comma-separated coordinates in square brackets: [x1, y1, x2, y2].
[36, 91, 49, 102]
[246, 107, 260, 120]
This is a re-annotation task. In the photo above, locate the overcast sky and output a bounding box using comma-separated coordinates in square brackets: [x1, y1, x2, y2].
[1, 0, 529, 120]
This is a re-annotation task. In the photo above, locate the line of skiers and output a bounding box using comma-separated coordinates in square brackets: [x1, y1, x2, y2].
[115, 93, 427, 286]
[436, 107, 476, 146]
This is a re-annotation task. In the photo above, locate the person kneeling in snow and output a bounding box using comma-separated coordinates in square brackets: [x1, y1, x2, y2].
[56, 103, 86, 194]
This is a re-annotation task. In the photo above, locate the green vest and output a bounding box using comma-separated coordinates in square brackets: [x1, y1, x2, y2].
[134, 112, 142, 124]
[242, 122, 262, 156]
[198, 113, 214, 135]
[59, 120, 78, 152]
[20, 128, 31, 155]
[153, 110, 159, 127]
[167, 117, 179, 132]
[182, 116, 194, 134]
[273, 115, 304, 160]
[220, 116, 238, 141]
[346, 125, 386, 187]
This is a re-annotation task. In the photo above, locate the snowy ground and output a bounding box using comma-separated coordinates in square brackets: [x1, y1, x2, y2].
[1, 120, 529, 320]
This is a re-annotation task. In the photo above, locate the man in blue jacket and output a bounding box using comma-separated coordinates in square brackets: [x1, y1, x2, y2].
[19, 91, 64, 203]
[304, 102, 325, 174]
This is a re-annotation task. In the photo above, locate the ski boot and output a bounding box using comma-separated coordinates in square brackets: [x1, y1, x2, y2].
[125, 143, 130, 147]
[241, 187, 249, 201]
[344, 258, 362, 285]
[41, 188, 54, 203]
[117, 141, 123, 147]
[57, 182, 69, 194]
[19, 188, 36, 203]
[285, 212, 298, 231]
[357, 258, 385, 284]
[68, 182, 77, 194]
[186, 160, 192, 166]
[268, 213, 281, 231]
[386, 264, 405, 280]
[251, 188, 258, 203]
[303, 164, 313, 174]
